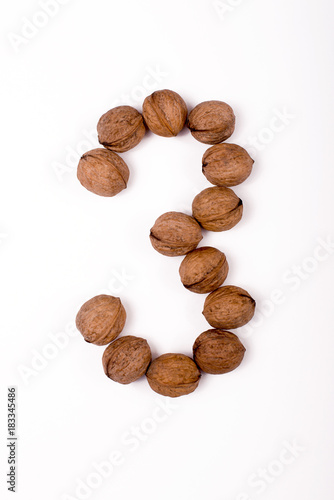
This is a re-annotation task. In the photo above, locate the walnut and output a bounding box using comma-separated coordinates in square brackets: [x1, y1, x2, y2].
[97, 105, 146, 152]
[77, 148, 129, 197]
[102, 336, 151, 384]
[192, 186, 243, 231]
[193, 329, 245, 374]
[150, 211, 203, 256]
[74, 92, 258, 397]
[76, 295, 126, 345]
[146, 353, 201, 397]
[179, 246, 228, 294]
[187, 100, 235, 144]
[203, 285, 255, 329]
[142, 89, 188, 137]
[202, 143, 254, 187]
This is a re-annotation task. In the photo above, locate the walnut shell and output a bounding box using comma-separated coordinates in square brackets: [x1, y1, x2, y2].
[146, 353, 200, 397]
[202, 143, 254, 187]
[192, 186, 243, 231]
[102, 336, 152, 384]
[193, 329, 245, 374]
[150, 211, 203, 257]
[179, 246, 228, 294]
[203, 286, 255, 329]
[77, 148, 129, 197]
[142, 89, 188, 137]
[76, 295, 126, 346]
[97, 105, 146, 152]
[187, 100, 235, 144]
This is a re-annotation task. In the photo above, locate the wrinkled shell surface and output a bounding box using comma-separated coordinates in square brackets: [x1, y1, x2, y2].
[150, 211, 203, 256]
[192, 186, 243, 231]
[102, 336, 152, 384]
[142, 89, 188, 137]
[179, 246, 229, 294]
[76, 295, 126, 346]
[203, 285, 255, 329]
[202, 143, 254, 187]
[77, 148, 129, 197]
[193, 329, 245, 374]
[146, 353, 201, 397]
[97, 105, 146, 152]
[188, 100, 235, 144]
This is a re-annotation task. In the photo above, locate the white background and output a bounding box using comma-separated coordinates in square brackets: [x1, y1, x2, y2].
[1, 0, 334, 499]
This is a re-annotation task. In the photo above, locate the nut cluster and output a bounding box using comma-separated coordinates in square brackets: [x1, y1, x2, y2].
[76, 89, 256, 397]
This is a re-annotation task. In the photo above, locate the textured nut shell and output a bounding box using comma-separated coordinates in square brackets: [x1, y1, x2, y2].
[202, 143, 254, 187]
[97, 106, 146, 152]
[142, 89, 188, 137]
[192, 186, 243, 231]
[203, 286, 255, 329]
[146, 353, 200, 397]
[102, 336, 152, 384]
[77, 148, 129, 197]
[188, 100, 235, 144]
[76, 295, 126, 346]
[150, 212, 203, 256]
[193, 329, 245, 374]
[179, 246, 229, 294]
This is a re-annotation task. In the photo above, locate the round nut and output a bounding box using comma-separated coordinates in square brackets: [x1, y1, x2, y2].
[146, 353, 201, 397]
[102, 336, 152, 384]
[179, 246, 228, 294]
[192, 186, 243, 231]
[77, 148, 129, 197]
[150, 211, 203, 257]
[187, 100, 235, 144]
[203, 285, 255, 329]
[76, 295, 126, 346]
[193, 329, 245, 374]
[142, 89, 188, 137]
[97, 105, 146, 152]
[202, 143, 254, 187]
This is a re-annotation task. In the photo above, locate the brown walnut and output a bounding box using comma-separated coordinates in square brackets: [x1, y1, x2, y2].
[77, 148, 129, 197]
[76, 294, 126, 346]
[187, 100, 235, 144]
[193, 329, 245, 374]
[202, 143, 254, 187]
[192, 186, 243, 231]
[102, 336, 152, 384]
[179, 246, 228, 294]
[203, 285, 255, 329]
[97, 105, 146, 152]
[150, 211, 203, 256]
[146, 353, 201, 397]
[142, 89, 188, 137]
